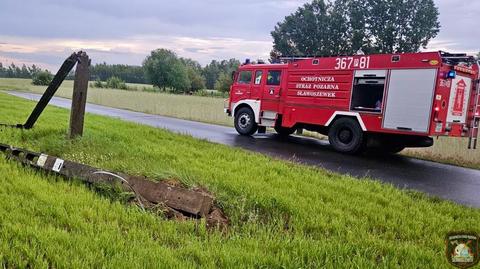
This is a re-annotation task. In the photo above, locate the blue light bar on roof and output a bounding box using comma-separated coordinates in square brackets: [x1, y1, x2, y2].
[446, 70, 456, 79]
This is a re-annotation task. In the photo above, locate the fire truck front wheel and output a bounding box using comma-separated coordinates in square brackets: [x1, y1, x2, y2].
[234, 107, 258, 136]
[328, 118, 365, 154]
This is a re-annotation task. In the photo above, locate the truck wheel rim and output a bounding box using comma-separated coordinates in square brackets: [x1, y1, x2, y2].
[238, 114, 251, 129]
[338, 128, 353, 144]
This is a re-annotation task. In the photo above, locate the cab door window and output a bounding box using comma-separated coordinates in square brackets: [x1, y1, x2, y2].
[254, 71, 263, 85]
[237, 71, 252, 84]
[267, 70, 282, 85]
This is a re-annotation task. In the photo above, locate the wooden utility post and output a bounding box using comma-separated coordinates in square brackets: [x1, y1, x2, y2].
[69, 51, 90, 139]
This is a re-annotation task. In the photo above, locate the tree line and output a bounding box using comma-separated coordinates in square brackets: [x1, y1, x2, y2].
[0, 63, 44, 79]
[89, 51, 240, 93]
[86, 51, 240, 93]
[0, 53, 240, 93]
[90, 63, 145, 84]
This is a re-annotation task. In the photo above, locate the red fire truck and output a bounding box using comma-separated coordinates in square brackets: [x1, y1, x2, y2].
[225, 51, 480, 154]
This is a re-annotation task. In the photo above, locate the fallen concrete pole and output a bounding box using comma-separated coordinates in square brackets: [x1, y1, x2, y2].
[0, 143, 228, 228]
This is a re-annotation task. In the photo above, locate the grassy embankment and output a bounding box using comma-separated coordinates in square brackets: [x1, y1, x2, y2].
[0, 78, 478, 169]
[0, 92, 479, 268]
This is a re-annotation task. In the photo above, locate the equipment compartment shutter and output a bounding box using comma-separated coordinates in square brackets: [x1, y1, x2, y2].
[383, 69, 437, 133]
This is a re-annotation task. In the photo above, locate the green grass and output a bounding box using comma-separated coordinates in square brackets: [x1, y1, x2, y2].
[0, 92, 479, 268]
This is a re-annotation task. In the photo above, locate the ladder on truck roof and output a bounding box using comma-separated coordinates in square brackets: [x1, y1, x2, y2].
[440, 51, 477, 65]
[468, 74, 480, 149]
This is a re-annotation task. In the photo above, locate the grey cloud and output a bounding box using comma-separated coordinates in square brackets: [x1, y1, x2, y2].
[0, 0, 307, 40]
[433, 1, 480, 53]
[184, 46, 226, 53]
[0, 51, 65, 67]
[184, 48, 203, 53]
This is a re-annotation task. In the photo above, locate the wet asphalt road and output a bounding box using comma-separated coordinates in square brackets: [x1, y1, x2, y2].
[5, 91, 480, 208]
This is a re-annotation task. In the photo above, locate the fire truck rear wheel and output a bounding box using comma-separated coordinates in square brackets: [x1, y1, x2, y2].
[328, 117, 365, 154]
[235, 107, 258, 136]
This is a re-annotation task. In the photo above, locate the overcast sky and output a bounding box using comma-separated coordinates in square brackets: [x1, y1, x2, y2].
[0, 0, 478, 70]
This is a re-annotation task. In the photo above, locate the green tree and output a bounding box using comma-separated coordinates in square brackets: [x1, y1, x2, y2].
[28, 64, 41, 76]
[186, 67, 205, 91]
[0, 62, 47, 79]
[271, 0, 330, 56]
[364, 0, 440, 53]
[214, 72, 233, 93]
[169, 62, 191, 93]
[143, 49, 190, 92]
[180, 58, 206, 92]
[203, 59, 240, 89]
[90, 63, 146, 84]
[203, 60, 221, 89]
[271, 0, 440, 56]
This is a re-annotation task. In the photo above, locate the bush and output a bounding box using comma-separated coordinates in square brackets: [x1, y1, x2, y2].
[93, 79, 104, 88]
[194, 89, 228, 98]
[93, 77, 129, 90]
[106, 76, 128, 90]
[32, 71, 53, 86]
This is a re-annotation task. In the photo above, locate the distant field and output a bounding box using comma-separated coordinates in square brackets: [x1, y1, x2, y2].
[0, 78, 232, 126]
[404, 137, 480, 169]
[0, 78, 478, 169]
[1, 92, 479, 268]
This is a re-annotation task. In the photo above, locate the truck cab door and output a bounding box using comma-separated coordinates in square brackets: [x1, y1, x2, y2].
[230, 70, 253, 104]
[258, 70, 283, 127]
[262, 70, 283, 111]
[251, 70, 264, 100]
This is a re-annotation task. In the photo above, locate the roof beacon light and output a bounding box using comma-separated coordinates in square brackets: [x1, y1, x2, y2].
[446, 70, 456, 79]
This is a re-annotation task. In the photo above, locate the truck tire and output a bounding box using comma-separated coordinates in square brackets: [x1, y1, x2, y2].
[328, 117, 365, 154]
[235, 107, 258, 136]
[274, 125, 296, 136]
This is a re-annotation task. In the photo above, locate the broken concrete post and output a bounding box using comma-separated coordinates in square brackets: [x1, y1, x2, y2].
[69, 51, 90, 138]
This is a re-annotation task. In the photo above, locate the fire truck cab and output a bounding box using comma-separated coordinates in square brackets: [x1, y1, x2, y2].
[225, 52, 480, 154]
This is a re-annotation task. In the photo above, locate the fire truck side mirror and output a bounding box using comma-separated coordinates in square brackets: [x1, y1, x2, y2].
[231, 71, 236, 82]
